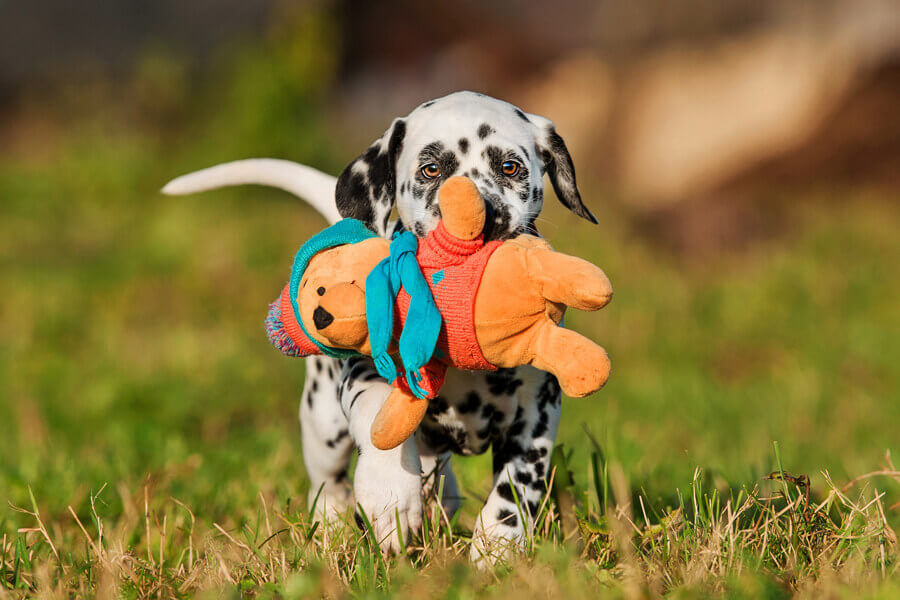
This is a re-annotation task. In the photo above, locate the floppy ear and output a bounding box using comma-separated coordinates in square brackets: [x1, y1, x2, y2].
[526, 113, 597, 224]
[335, 118, 407, 235]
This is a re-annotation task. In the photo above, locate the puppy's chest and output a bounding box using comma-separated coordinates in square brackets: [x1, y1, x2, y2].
[418, 369, 524, 456]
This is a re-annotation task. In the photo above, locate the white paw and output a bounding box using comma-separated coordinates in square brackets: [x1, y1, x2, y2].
[308, 482, 354, 523]
[353, 442, 423, 555]
[469, 509, 525, 566]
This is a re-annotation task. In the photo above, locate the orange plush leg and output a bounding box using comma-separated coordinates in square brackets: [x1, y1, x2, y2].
[527, 248, 612, 311]
[370, 387, 429, 450]
[530, 319, 611, 398]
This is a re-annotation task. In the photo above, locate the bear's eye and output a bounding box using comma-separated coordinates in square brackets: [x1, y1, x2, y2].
[317, 287, 326, 296]
[421, 163, 441, 179]
[501, 161, 520, 177]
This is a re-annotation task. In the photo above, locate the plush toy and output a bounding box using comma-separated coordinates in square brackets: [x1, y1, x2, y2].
[266, 176, 612, 450]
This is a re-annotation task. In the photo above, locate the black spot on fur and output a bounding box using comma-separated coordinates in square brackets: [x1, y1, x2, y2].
[345, 358, 369, 382]
[478, 123, 495, 139]
[497, 508, 518, 528]
[420, 418, 473, 455]
[497, 482, 515, 502]
[515, 471, 533, 485]
[458, 138, 469, 154]
[486, 369, 523, 396]
[480, 404, 495, 419]
[532, 410, 549, 438]
[538, 375, 561, 409]
[514, 108, 529, 122]
[493, 440, 525, 473]
[421, 100, 436, 108]
[430, 395, 450, 414]
[458, 392, 481, 414]
[526, 448, 543, 463]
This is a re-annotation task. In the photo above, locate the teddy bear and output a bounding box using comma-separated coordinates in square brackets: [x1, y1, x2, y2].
[267, 176, 612, 450]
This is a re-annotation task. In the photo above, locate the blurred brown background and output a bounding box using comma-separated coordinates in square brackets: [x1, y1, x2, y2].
[3, 0, 898, 249]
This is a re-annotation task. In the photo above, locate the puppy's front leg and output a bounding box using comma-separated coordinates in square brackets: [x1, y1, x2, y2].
[340, 358, 423, 555]
[471, 368, 561, 565]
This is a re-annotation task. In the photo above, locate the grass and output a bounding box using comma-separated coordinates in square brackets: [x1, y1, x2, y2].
[1, 20, 899, 597]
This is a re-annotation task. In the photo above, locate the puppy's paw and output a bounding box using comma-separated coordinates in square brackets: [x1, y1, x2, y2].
[308, 481, 355, 523]
[469, 503, 527, 567]
[353, 444, 423, 555]
[469, 527, 523, 567]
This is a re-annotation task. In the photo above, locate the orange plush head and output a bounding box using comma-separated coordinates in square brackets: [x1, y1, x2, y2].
[294, 237, 388, 354]
[265, 221, 388, 360]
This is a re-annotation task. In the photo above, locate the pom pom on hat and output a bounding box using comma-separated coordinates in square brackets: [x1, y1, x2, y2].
[265, 285, 320, 357]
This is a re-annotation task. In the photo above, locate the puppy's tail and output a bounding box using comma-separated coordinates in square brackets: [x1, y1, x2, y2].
[162, 158, 341, 225]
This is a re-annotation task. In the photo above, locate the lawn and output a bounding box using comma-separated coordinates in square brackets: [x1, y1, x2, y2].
[1, 41, 898, 598]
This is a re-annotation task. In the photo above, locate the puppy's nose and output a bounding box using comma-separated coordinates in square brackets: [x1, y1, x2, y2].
[313, 306, 334, 330]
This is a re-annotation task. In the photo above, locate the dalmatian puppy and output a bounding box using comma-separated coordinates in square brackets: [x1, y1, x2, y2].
[163, 91, 598, 561]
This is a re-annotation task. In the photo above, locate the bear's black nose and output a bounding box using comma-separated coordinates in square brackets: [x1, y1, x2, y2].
[313, 306, 334, 330]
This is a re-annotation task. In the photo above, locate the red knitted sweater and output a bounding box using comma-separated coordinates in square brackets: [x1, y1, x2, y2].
[393, 222, 502, 398]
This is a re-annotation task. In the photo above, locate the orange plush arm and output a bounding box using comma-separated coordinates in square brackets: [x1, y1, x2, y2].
[370, 360, 447, 450]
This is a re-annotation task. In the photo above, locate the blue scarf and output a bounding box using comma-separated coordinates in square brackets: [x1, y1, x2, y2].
[366, 231, 442, 398]
[288, 220, 442, 398]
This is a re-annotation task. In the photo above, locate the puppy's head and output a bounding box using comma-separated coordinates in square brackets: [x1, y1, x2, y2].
[296, 238, 387, 353]
[335, 91, 597, 240]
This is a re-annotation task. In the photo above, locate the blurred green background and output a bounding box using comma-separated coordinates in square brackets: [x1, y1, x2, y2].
[1, 0, 898, 535]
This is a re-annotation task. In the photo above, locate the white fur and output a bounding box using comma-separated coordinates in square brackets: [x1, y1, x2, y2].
[162, 158, 342, 225]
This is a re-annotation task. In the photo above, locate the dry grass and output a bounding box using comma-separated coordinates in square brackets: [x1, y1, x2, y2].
[2, 447, 897, 598]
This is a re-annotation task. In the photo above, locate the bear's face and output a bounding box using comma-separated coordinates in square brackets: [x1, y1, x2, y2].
[297, 237, 389, 353]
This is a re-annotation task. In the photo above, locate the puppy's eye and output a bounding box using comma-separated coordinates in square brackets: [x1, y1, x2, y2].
[421, 163, 441, 179]
[501, 161, 520, 176]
